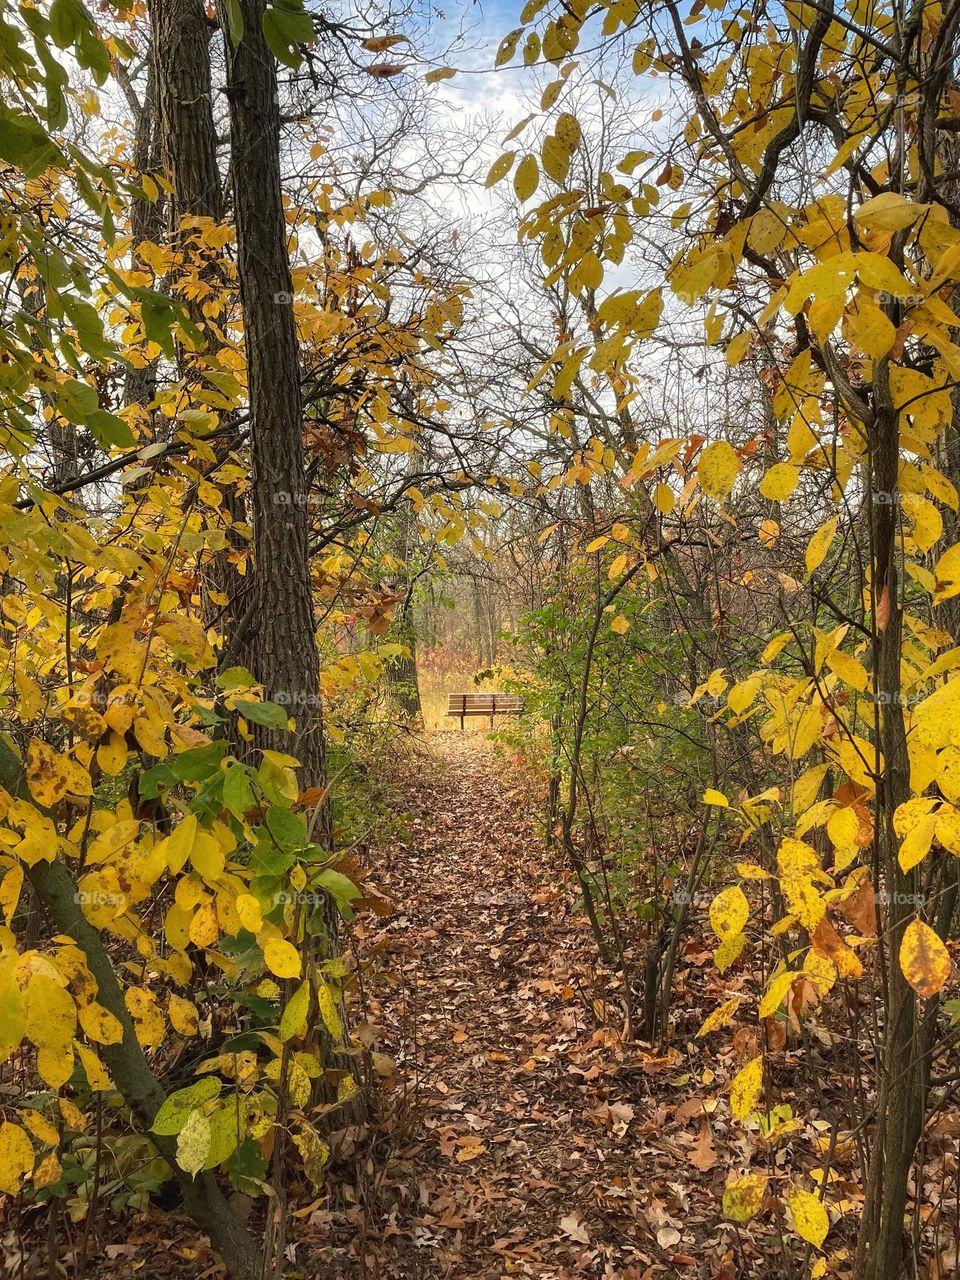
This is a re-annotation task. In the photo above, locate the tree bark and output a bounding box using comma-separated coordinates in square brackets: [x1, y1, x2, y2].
[221, 0, 327, 793]
[857, 382, 920, 1280]
[150, 0, 247, 644]
[149, 0, 222, 227]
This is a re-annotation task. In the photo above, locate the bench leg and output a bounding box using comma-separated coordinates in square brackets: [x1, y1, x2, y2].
[460, 713, 464, 731]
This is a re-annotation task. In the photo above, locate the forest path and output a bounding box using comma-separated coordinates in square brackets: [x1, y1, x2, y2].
[346, 733, 726, 1279]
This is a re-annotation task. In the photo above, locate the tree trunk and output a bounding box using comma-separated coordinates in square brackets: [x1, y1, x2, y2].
[857, 385, 919, 1280]
[222, 0, 327, 792]
[149, 0, 222, 227]
[150, 0, 247, 646]
[123, 57, 165, 409]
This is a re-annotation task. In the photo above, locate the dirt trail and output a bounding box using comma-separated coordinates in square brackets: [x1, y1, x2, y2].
[348, 733, 729, 1280]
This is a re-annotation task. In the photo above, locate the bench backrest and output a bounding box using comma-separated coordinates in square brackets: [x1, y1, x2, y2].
[446, 692, 524, 715]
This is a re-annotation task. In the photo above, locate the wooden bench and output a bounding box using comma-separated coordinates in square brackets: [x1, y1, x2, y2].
[446, 692, 525, 730]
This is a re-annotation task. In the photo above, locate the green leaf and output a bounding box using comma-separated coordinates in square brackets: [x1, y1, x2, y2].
[49, 0, 82, 48]
[233, 698, 289, 729]
[204, 1099, 250, 1169]
[223, 0, 245, 44]
[88, 410, 134, 449]
[313, 867, 361, 908]
[223, 765, 256, 818]
[0, 111, 61, 177]
[171, 741, 228, 783]
[151, 1078, 221, 1137]
[262, 1, 313, 68]
[138, 290, 178, 357]
[217, 665, 257, 690]
[265, 806, 308, 851]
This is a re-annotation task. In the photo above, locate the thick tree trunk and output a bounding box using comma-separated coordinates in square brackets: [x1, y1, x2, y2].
[150, 0, 246, 643]
[222, 0, 327, 793]
[149, 0, 222, 227]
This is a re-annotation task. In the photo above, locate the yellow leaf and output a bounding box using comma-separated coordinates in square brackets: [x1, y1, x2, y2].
[826, 805, 859, 851]
[0, 1122, 33, 1194]
[697, 996, 741, 1037]
[24, 974, 75, 1055]
[653, 482, 675, 514]
[747, 207, 786, 254]
[168, 994, 199, 1037]
[280, 979, 310, 1042]
[191, 831, 225, 881]
[125, 985, 165, 1047]
[514, 153, 539, 202]
[133, 715, 167, 757]
[710, 885, 749, 938]
[854, 192, 926, 231]
[723, 1173, 766, 1221]
[758, 969, 795, 1019]
[20, 1109, 58, 1146]
[786, 1187, 830, 1248]
[715, 930, 747, 972]
[610, 614, 629, 634]
[730, 1055, 763, 1121]
[263, 937, 301, 979]
[847, 299, 896, 360]
[25, 739, 69, 807]
[894, 798, 938, 872]
[97, 731, 128, 777]
[74, 1040, 112, 1091]
[758, 518, 780, 548]
[900, 918, 950, 997]
[825, 649, 869, 692]
[806, 517, 837, 574]
[902, 493, 943, 554]
[317, 982, 343, 1041]
[936, 545, 960, 604]
[176, 1108, 211, 1178]
[703, 788, 729, 807]
[759, 463, 799, 502]
[936, 804, 960, 855]
[78, 1000, 123, 1045]
[189, 901, 219, 949]
[33, 1151, 61, 1189]
[455, 1135, 487, 1163]
[0, 864, 23, 924]
[236, 893, 263, 932]
[938, 746, 960, 804]
[697, 440, 740, 501]
[485, 152, 515, 187]
[915, 678, 960, 750]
